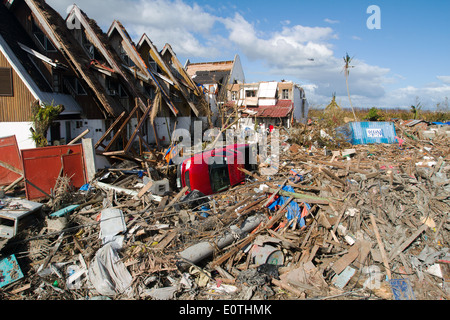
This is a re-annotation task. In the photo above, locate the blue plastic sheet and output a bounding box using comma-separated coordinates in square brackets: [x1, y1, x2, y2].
[389, 278, 416, 300]
[267, 186, 310, 228]
[79, 183, 93, 191]
[0, 254, 24, 288]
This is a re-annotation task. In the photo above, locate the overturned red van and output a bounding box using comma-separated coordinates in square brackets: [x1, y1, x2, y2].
[176, 143, 257, 196]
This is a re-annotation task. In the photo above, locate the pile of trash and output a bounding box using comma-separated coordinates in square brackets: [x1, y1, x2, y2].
[0, 121, 449, 300]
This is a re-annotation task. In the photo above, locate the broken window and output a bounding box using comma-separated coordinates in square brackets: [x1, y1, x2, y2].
[32, 23, 56, 52]
[85, 44, 95, 59]
[246, 90, 256, 98]
[282, 89, 289, 99]
[118, 84, 128, 98]
[120, 45, 135, 67]
[0, 67, 13, 96]
[148, 56, 158, 73]
[53, 73, 60, 93]
[64, 77, 87, 96]
[106, 79, 127, 98]
[79, 33, 101, 61]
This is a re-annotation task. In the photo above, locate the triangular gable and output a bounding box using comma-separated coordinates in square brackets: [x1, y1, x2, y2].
[160, 43, 202, 95]
[138, 35, 199, 116]
[66, 5, 118, 74]
[65, 6, 179, 116]
[23, 0, 123, 117]
[107, 20, 150, 78]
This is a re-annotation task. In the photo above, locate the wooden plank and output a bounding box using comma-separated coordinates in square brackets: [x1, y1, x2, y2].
[95, 111, 126, 149]
[9, 283, 31, 294]
[164, 186, 189, 211]
[353, 240, 372, 269]
[331, 242, 361, 274]
[3, 175, 24, 192]
[155, 196, 169, 212]
[104, 103, 140, 152]
[68, 129, 90, 145]
[137, 180, 153, 198]
[263, 186, 333, 205]
[0, 159, 23, 175]
[124, 102, 153, 153]
[271, 278, 305, 297]
[321, 168, 346, 186]
[154, 230, 177, 250]
[370, 214, 392, 280]
[40, 232, 65, 271]
[389, 224, 428, 261]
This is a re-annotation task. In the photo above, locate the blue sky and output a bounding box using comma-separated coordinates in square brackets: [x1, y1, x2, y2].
[47, 0, 450, 110]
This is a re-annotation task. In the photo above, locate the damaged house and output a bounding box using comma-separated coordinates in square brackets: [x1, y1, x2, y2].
[185, 55, 245, 127]
[226, 80, 309, 130]
[134, 33, 211, 144]
[0, 0, 101, 150]
[1, 0, 214, 156]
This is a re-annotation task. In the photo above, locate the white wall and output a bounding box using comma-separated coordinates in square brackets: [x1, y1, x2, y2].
[49, 119, 110, 146]
[0, 122, 36, 150]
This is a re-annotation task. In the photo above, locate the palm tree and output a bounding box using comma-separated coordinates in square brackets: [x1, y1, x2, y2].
[343, 53, 357, 121]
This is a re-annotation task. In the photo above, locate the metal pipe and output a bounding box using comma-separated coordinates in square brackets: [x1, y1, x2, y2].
[178, 214, 265, 268]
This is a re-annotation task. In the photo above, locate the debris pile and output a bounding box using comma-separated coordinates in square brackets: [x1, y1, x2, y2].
[0, 121, 449, 300]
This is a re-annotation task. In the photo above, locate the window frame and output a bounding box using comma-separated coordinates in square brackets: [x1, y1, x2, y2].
[0, 67, 13, 96]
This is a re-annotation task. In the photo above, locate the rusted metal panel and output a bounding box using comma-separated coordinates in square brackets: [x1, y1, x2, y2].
[0, 135, 23, 186]
[21, 144, 87, 200]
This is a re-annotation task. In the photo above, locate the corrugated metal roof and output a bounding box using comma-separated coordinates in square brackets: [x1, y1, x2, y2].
[244, 100, 293, 118]
[39, 92, 82, 115]
[403, 119, 428, 127]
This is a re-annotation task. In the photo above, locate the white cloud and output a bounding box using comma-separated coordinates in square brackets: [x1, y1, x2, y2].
[47, 0, 221, 57]
[222, 13, 390, 107]
[437, 76, 450, 84]
[221, 13, 336, 66]
[324, 18, 340, 24]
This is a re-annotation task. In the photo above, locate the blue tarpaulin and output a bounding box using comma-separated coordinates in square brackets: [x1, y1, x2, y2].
[267, 186, 310, 228]
[432, 121, 450, 125]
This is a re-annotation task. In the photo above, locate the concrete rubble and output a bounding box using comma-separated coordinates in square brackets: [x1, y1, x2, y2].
[0, 120, 449, 301]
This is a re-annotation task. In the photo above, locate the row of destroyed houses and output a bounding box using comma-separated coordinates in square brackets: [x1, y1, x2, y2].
[0, 0, 309, 158]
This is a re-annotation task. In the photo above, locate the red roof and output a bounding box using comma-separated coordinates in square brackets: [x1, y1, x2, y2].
[244, 100, 293, 118]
